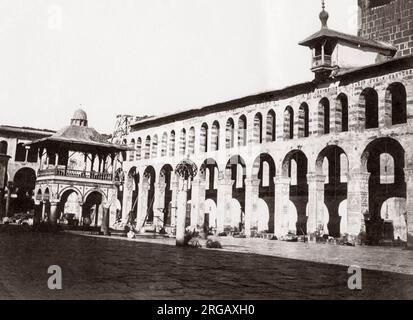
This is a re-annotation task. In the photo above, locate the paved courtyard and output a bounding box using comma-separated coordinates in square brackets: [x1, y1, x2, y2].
[0, 226, 412, 300]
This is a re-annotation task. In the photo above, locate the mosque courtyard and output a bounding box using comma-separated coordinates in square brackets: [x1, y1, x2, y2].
[0, 226, 412, 300]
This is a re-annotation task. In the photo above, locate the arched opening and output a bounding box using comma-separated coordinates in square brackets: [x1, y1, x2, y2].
[238, 115, 247, 147]
[144, 136, 151, 159]
[251, 199, 270, 233]
[252, 153, 276, 233]
[13, 168, 36, 214]
[283, 106, 294, 140]
[361, 138, 406, 244]
[200, 123, 208, 153]
[361, 87, 379, 129]
[83, 191, 103, 227]
[266, 110, 276, 142]
[179, 129, 186, 156]
[380, 198, 407, 241]
[201, 158, 219, 205]
[337, 93, 349, 132]
[226, 118, 235, 149]
[319, 98, 330, 134]
[282, 150, 308, 235]
[127, 167, 140, 225]
[298, 103, 309, 138]
[129, 139, 135, 161]
[15, 143, 26, 162]
[188, 127, 195, 155]
[253, 113, 263, 144]
[0, 141, 7, 154]
[143, 166, 156, 224]
[152, 135, 158, 158]
[316, 146, 348, 237]
[204, 198, 217, 231]
[387, 82, 407, 125]
[161, 133, 168, 157]
[226, 156, 246, 222]
[59, 189, 81, 224]
[160, 164, 173, 226]
[136, 138, 142, 160]
[169, 130, 176, 157]
[211, 121, 220, 151]
[226, 198, 242, 231]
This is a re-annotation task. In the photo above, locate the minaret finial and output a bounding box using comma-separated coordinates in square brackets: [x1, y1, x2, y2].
[319, 0, 329, 29]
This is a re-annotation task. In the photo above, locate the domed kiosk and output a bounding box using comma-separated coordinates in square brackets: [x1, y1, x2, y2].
[27, 109, 127, 233]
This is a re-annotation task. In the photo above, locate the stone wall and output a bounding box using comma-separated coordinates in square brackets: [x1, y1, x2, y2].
[358, 0, 413, 57]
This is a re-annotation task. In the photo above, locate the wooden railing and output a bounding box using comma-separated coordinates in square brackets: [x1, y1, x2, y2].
[38, 167, 113, 181]
[312, 54, 332, 68]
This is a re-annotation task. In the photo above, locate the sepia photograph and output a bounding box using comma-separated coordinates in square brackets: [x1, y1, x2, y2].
[0, 0, 412, 309]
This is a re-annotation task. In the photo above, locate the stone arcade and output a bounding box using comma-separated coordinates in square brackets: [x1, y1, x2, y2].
[120, 0, 413, 247]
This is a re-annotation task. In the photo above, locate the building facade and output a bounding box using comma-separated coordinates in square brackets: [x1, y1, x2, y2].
[121, 0, 413, 247]
[0, 125, 54, 217]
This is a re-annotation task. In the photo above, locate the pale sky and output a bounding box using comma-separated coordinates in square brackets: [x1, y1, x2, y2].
[0, 0, 357, 134]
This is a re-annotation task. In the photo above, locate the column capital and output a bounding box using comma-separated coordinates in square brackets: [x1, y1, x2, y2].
[405, 168, 413, 183]
[156, 182, 167, 189]
[191, 177, 206, 187]
[348, 171, 371, 183]
[273, 175, 291, 185]
[218, 178, 234, 187]
[306, 173, 326, 184]
[142, 181, 151, 191]
[244, 178, 260, 187]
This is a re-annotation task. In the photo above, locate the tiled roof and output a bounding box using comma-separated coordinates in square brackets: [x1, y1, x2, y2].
[299, 28, 397, 54]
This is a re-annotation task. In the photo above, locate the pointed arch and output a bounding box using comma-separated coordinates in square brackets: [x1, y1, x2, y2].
[188, 127, 195, 155]
[200, 123, 208, 152]
[283, 106, 294, 140]
[238, 115, 247, 146]
[179, 129, 186, 156]
[169, 130, 176, 157]
[266, 110, 276, 142]
[211, 121, 220, 151]
[298, 103, 309, 138]
[226, 118, 235, 148]
[253, 113, 263, 144]
[361, 87, 379, 129]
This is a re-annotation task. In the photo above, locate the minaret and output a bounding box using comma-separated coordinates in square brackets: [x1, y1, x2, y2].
[299, 0, 336, 81]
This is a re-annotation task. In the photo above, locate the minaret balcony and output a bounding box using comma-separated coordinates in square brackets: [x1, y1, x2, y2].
[38, 166, 113, 182]
[311, 54, 333, 70]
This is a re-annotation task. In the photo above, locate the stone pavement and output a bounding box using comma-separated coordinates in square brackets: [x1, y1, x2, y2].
[71, 232, 413, 276]
[0, 228, 412, 299]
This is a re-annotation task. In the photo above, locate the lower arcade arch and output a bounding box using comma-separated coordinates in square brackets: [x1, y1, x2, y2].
[282, 150, 308, 235]
[316, 145, 348, 237]
[361, 138, 406, 243]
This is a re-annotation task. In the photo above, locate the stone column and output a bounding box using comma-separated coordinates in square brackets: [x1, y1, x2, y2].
[42, 201, 47, 221]
[5, 182, 12, 217]
[101, 204, 111, 236]
[49, 201, 59, 226]
[154, 182, 167, 230]
[33, 200, 42, 228]
[217, 177, 234, 233]
[136, 181, 149, 231]
[244, 178, 260, 237]
[176, 182, 188, 246]
[274, 175, 291, 237]
[404, 168, 413, 248]
[122, 179, 133, 224]
[170, 176, 179, 228]
[190, 177, 206, 229]
[307, 173, 326, 234]
[347, 171, 370, 239]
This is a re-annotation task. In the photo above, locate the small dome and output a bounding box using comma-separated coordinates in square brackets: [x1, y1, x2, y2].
[71, 108, 88, 127]
[319, 10, 329, 28]
[72, 109, 88, 121]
